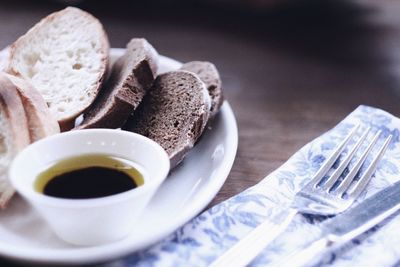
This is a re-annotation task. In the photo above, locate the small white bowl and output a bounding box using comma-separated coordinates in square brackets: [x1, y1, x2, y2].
[9, 129, 170, 246]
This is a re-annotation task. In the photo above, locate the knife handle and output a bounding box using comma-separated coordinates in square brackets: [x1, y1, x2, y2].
[270, 236, 336, 267]
[209, 209, 298, 267]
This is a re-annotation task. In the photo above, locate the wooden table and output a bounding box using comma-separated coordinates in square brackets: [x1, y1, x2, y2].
[1, 0, 400, 265]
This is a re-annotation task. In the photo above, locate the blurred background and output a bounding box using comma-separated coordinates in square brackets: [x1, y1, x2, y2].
[1, 0, 400, 208]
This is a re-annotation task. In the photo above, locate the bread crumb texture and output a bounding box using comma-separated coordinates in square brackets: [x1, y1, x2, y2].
[181, 61, 222, 117]
[9, 7, 107, 121]
[130, 71, 210, 159]
[0, 109, 11, 172]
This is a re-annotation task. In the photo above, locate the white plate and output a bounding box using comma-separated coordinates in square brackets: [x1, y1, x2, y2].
[0, 49, 238, 265]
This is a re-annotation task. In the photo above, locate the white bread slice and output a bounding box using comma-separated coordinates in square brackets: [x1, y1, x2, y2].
[0, 73, 30, 208]
[6, 7, 109, 128]
[5, 73, 60, 142]
[0, 47, 9, 72]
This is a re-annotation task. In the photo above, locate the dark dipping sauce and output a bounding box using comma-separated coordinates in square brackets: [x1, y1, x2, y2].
[35, 154, 144, 199]
[44, 167, 137, 199]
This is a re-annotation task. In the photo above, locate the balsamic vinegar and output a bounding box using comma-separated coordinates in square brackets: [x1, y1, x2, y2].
[35, 154, 144, 199]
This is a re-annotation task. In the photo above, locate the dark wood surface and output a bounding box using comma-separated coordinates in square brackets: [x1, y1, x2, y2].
[1, 0, 400, 265]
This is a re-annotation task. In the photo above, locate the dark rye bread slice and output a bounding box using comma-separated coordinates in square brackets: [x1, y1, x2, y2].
[123, 70, 211, 168]
[76, 38, 158, 129]
[181, 61, 223, 118]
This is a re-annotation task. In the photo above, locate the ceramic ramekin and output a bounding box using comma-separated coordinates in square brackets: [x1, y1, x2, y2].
[9, 129, 170, 246]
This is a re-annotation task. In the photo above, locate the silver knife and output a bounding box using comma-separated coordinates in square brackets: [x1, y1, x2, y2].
[271, 180, 400, 267]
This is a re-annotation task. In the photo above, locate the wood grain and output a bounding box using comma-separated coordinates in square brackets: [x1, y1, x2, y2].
[1, 0, 400, 265]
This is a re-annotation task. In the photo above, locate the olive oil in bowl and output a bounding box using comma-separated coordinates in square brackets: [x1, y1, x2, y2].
[10, 129, 170, 246]
[35, 154, 145, 199]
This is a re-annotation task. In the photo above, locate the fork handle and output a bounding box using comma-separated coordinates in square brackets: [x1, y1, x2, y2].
[209, 209, 298, 267]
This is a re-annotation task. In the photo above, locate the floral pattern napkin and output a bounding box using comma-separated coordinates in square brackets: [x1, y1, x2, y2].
[102, 105, 400, 267]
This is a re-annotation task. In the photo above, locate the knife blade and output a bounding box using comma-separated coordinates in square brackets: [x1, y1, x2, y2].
[272, 180, 400, 267]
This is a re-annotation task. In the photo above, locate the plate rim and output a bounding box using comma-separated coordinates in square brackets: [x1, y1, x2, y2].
[0, 49, 238, 265]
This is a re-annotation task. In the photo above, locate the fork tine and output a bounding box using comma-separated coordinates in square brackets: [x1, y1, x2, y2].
[348, 134, 392, 199]
[334, 130, 382, 196]
[308, 125, 359, 187]
[322, 127, 370, 192]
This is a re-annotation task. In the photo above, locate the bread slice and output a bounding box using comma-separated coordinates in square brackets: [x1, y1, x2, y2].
[0, 73, 30, 208]
[123, 70, 211, 168]
[181, 61, 223, 118]
[4, 74, 60, 142]
[0, 46, 9, 72]
[76, 38, 158, 129]
[6, 7, 109, 128]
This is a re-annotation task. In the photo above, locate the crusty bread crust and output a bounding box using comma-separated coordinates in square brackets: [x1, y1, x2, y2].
[5, 74, 60, 142]
[0, 74, 30, 156]
[124, 70, 211, 168]
[0, 73, 30, 208]
[6, 7, 109, 127]
[77, 38, 158, 129]
[181, 61, 223, 118]
[0, 46, 9, 72]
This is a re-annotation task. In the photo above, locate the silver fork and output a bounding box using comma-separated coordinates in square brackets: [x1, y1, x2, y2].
[210, 125, 392, 267]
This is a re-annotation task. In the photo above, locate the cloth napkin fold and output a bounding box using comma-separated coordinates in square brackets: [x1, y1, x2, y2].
[102, 105, 400, 267]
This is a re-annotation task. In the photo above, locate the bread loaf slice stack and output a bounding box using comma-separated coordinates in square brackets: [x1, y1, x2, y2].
[0, 74, 29, 207]
[77, 38, 158, 129]
[5, 74, 60, 142]
[123, 71, 211, 168]
[6, 7, 109, 130]
[1, 7, 225, 179]
[0, 47, 9, 72]
[181, 61, 223, 118]
[0, 73, 59, 208]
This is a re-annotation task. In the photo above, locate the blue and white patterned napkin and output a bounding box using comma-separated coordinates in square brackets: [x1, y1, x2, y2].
[103, 105, 400, 267]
